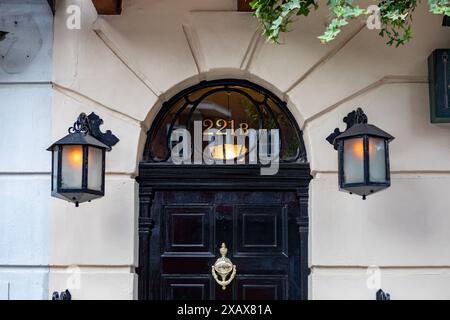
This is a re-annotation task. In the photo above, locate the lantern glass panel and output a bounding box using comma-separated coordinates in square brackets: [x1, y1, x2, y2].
[343, 137, 364, 184]
[88, 146, 103, 191]
[61, 145, 83, 189]
[369, 137, 386, 183]
[52, 147, 59, 191]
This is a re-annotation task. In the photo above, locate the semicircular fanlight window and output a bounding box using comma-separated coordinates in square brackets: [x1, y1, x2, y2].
[144, 80, 306, 164]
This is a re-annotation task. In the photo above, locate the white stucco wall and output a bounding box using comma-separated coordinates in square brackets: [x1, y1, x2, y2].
[48, 0, 450, 300]
[0, 0, 53, 299]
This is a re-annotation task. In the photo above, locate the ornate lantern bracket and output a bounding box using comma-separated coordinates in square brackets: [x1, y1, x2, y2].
[326, 108, 368, 150]
[69, 112, 120, 151]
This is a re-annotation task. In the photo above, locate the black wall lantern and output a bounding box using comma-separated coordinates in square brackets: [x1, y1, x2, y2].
[47, 113, 119, 207]
[327, 108, 394, 200]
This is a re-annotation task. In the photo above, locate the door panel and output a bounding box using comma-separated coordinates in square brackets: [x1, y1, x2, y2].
[163, 206, 214, 254]
[162, 276, 213, 300]
[237, 276, 287, 300]
[235, 205, 286, 255]
[148, 190, 303, 300]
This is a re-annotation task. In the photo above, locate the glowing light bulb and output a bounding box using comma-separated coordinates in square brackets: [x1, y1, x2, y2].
[68, 146, 83, 167]
[352, 139, 364, 159]
[351, 138, 381, 160]
[211, 144, 247, 160]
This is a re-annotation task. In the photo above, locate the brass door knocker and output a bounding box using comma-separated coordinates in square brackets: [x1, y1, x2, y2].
[212, 243, 236, 290]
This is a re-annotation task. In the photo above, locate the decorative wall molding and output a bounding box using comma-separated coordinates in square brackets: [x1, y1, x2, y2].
[311, 265, 450, 270]
[93, 26, 160, 97]
[0, 81, 52, 86]
[312, 171, 450, 178]
[185, 12, 260, 75]
[0, 172, 51, 177]
[240, 26, 264, 71]
[301, 75, 429, 129]
[182, 24, 207, 75]
[53, 82, 142, 126]
[285, 23, 366, 96]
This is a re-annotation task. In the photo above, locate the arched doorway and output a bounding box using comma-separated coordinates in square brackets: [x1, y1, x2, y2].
[137, 79, 311, 300]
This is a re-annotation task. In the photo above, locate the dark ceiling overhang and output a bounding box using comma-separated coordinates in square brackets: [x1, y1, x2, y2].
[237, 0, 253, 12]
[93, 0, 250, 14]
[92, 0, 122, 15]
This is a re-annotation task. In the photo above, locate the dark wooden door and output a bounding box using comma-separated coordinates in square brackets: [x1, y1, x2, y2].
[138, 164, 311, 300]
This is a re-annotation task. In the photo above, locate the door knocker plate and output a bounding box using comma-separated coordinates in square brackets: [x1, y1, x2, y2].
[212, 243, 236, 290]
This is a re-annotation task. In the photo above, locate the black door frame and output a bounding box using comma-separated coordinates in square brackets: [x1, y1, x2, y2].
[136, 163, 312, 300]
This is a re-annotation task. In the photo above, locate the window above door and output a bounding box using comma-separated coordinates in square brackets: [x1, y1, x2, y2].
[144, 79, 307, 164]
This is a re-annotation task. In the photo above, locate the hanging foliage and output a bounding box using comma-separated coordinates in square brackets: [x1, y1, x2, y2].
[250, 0, 450, 47]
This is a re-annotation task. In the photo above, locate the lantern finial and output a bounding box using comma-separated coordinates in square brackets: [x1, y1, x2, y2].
[351, 108, 368, 125]
[69, 113, 90, 134]
[326, 108, 368, 150]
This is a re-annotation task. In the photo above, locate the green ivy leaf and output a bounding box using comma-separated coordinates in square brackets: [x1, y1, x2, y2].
[250, 0, 449, 46]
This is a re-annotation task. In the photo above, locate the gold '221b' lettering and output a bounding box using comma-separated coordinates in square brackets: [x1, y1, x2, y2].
[203, 118, 249, 135]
